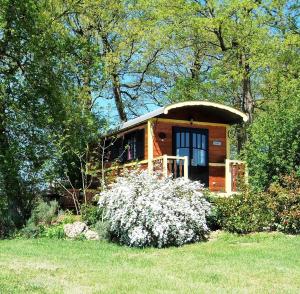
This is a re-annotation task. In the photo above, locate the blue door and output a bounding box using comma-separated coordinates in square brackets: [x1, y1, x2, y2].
[173, 127, 209, 186]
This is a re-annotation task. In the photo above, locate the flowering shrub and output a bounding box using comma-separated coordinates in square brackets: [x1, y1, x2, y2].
[99, 169, 211, 248]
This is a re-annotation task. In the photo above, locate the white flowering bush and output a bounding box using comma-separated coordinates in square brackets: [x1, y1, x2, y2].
[98, 169, 211, 248]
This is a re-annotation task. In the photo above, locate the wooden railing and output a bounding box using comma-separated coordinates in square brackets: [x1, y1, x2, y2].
[225, 159, 247, 194]
[152, 155, 188, 179]
[105, 155, 188, 180]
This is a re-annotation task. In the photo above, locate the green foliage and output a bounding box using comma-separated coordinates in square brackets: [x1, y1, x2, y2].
[41, 224, 65, 239]
[214, 192, 274, 234]
[28, 200, 59, 226]
[94, 221, 109, 241]
[19, 223, 45, 239]
[279, 209, 300, 234]
[244, 98, 300, 191]
[203, 192, 221, 231]
[0, 0, 106, 235]
[56, 210, 81, 225]
[214, 174, 300, 234]
[0, 199, 15, 238]
[81, 204, 103, 226]
[20, 199, 59, 238]
[168, 78, 224, 104]
[73, 233, 87, 241]
[267, 174, 300, 234]
[0, 0, 77, 233]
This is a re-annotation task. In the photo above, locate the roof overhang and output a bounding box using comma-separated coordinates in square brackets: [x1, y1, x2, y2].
[164, 101, 248, 122]
[120, 101, 248, 131]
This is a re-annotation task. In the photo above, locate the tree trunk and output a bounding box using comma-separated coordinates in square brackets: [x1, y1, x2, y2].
[101, 33, 127, 121]
[242, 62, 254, 124]
[112, 73, 127, 121]
[236, 54, 254, 153]
[190, 49, 202, 79]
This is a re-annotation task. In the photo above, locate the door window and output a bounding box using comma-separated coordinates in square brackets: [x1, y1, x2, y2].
[176, 131, 190, 164]
[191, 132, 208, 167]
[174, 127, 208, 167]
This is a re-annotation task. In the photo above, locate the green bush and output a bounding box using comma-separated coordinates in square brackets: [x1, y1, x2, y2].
[56, 210, 81, 224]
[74, 233, 87, 241]
[81, 204, 103, 226]
[20, 199, 59, 238]
[213, 174, 300, 234]
[28, 199, 59, 226]
[279, 208, 300, 234]
[0, 211, 14, 238]
[214, 192, 274, 234]
[203, 193, 221, 231]
[20, 222, 45, 239]
[267, 174, 300, 234]
[0, 196, 17, 238]
[94, 221, 109, 240]
[41, 224, 65, 239]
[244, 98, 300, 191]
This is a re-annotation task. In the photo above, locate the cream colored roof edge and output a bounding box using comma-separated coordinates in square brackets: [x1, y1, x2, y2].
[120, 101, 248, 131]
[164, 101, 248, 122]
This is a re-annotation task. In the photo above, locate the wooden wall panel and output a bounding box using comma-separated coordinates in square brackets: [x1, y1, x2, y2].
[152, 121, 173, 157]
[152, 120, 227, 163]
[209, 166, 225, 192]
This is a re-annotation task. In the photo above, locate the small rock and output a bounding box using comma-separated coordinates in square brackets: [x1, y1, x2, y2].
[84, 230, 100, 240]
[64, 221, 87, 238]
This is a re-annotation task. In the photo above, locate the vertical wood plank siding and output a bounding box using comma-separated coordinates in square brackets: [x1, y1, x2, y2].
[150, 120, 227, 192]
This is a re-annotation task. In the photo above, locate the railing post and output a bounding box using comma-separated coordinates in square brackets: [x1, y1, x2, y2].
[225, 159, 232, 194]
[147, 120, 153, 175]
[162, 154, 168, 177]
[183, 156, 188, 180]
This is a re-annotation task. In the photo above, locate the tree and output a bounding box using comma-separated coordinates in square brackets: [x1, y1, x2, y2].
[0, 0, 56, 233]
[50, 107, 106, 214]
[0, 0, 102, 234]
[244, 96, 300, 191]
[243, 1, 300, 190]
[150, 0, 290, 152]
[57, 0, 168, 121]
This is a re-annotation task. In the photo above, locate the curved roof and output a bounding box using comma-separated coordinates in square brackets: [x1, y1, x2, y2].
[120, 101, 248, 131]
[164, 101, 248, 121]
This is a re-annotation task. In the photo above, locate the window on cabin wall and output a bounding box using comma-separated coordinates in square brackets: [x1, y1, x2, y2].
[127, 135, 137, 160]
[124, 130, 144, 162]
[108, 129, 144, 163]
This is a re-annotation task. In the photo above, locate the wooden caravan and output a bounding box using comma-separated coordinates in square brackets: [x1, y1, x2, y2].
[106, 101, 248, 193]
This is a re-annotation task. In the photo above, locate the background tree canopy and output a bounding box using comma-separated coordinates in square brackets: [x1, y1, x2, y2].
[0, 0, 299, 235]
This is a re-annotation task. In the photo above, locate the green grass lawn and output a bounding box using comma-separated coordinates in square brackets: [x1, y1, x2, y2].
[0, 232, 299, 294]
